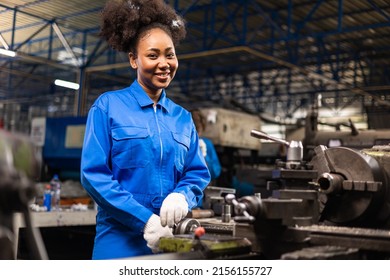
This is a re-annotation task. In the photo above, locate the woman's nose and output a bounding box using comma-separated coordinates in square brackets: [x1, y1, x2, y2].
[159, 60, 170, 69]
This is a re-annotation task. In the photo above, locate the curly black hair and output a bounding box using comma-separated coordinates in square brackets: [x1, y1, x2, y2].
[99, 0, 187, 53]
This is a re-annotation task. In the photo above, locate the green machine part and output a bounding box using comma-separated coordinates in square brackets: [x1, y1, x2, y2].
[159, 234, 252, 257]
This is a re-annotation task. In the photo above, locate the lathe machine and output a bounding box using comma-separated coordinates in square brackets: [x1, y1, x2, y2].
[151, 130, 390, 260]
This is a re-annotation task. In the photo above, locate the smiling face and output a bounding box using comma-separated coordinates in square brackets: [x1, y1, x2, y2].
[129, 28, 178, 103]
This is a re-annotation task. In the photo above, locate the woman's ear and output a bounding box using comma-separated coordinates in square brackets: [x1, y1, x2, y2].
[128, 52, 137, 69]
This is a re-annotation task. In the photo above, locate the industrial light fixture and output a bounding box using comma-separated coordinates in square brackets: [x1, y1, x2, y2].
[0, 48, 16, 57]
[54, 79, 80, 90]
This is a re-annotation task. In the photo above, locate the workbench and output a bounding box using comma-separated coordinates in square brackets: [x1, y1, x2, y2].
[13, 210, 97, 259]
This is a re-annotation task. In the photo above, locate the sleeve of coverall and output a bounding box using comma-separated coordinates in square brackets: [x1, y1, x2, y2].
[80, 105, 153, 233]
[174, 124, 211, 209]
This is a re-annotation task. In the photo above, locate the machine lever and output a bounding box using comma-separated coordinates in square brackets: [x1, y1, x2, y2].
[250, 129, 290, 146]
[225, 194, 256, 223]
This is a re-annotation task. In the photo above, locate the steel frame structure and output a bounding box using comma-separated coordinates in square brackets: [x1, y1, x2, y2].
[0, 0, 390, 124]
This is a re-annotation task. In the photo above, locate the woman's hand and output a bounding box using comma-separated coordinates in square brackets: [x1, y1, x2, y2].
[143, 214, 173, 253]
[160, 193, 188, 228]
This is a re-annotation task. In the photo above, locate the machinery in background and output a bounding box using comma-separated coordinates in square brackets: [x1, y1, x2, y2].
[151, 130, 390, 260]
[200, 108, 262, 151]
[198, 107, 262, 187]
[30, 116, 86, 180]
[303, 105, 390, 160]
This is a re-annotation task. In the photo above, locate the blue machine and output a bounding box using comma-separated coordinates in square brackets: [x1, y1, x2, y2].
[42, 116, 87, 180]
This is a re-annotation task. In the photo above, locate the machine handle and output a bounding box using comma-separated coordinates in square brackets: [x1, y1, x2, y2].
[225, 194, 256, 224]
[250, 129, 290, 146]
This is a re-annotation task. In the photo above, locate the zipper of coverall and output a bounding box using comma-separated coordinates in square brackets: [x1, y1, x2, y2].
[153, 104, 164, 197]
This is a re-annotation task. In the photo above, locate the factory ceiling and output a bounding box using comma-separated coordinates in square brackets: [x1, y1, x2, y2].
[1, 0, 390, 128]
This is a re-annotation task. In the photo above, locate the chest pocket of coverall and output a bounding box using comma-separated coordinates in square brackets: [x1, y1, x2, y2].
[111, 127, 151, 169]
[172, 132, 190, 173]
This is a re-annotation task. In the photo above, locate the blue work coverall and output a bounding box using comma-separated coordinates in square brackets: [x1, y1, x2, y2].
[81, 80, 210, 259]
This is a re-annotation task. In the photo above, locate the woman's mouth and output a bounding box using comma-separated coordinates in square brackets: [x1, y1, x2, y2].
[156, 72, 170, 78]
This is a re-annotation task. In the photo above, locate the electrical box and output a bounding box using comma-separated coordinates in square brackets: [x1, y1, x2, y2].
[200, 108, 261, 150]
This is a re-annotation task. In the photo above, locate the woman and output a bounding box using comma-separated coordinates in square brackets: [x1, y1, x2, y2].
[81, 0, 210, 259]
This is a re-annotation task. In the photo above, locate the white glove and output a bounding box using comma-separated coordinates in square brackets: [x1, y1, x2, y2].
[143, 214, 173, 253]
[160, 193, 189, 228]
[199, 138, 207, 157]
